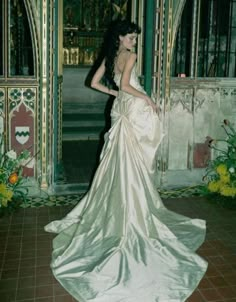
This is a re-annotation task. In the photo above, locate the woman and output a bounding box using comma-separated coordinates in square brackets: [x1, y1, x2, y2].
[45, 20, 207, 302]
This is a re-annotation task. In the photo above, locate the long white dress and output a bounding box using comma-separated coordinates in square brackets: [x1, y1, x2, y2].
[45, 65, 208, 302]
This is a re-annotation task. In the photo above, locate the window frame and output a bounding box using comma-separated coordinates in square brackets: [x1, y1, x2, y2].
[0, 0, 36, 80]
[171, 0, 236, 78]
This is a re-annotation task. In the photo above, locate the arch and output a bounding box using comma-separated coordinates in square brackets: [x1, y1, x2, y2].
[171, 0, 187, 58]
[23, 0, 40, 78]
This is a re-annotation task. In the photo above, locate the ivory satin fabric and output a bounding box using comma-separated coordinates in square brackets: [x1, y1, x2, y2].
[45, 65, 208, 301]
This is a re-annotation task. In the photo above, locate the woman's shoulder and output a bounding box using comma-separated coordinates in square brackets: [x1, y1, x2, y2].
[119, 51, 136, 69]
[129, 51, 137, 57]
[123, 50, 137, 60]
[127, 51, 137, 63]
[114, 51, 137, 74]
[123, 51, 137, 69]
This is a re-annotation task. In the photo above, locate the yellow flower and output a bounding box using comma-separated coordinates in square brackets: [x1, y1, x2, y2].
[0, 183, 8, 194]
[220, 173, 230, 184]
[6, 190, 13, 200]
[0, 183, 13, 206]
[208, 180, 220, 192]
[220, 185, 236, 197]
[216, 164, 228, 175]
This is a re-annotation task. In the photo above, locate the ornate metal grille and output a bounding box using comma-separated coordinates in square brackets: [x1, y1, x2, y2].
[172, 0, 236, 78]
[9, 0, 34, 76]
[0, 1, 3, 76]
[0, 0, 34, 77]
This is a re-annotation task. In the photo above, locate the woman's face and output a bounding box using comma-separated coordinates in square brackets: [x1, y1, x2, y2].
[119, 33, 138, 50]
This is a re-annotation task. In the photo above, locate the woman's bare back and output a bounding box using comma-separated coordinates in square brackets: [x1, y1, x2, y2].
[114, 50, 131, 75]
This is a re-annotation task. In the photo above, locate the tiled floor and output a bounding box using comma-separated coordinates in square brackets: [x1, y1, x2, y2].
[0, 197, 236, 302]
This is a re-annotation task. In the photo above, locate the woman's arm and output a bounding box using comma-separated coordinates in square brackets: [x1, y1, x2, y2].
[120, 53, 157, 111]
[91, 59, 118, 97]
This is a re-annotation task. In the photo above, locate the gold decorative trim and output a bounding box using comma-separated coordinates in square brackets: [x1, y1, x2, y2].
[57, 77, 63, 162]
[40, 0, 49, 188]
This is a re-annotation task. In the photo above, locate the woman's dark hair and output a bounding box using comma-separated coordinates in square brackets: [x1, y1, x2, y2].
[103, 19, 141, 83]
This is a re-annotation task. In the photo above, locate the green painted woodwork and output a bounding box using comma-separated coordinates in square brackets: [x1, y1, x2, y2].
[144, 0, 155, 95]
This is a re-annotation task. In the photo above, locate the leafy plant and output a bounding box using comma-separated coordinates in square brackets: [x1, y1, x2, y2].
[203, 120, 236, 199]
[0, 133, 31, 213]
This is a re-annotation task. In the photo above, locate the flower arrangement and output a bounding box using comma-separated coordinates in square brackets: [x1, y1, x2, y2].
[203, 120, 236, 202]
[0, 133, 31, 214]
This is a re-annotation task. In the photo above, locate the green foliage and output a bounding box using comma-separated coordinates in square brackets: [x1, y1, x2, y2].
[0, 133, 31, 211]
[203, 120, 236, 199]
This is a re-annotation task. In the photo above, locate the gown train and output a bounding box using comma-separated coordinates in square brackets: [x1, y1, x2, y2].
[45, 65, 207, 302]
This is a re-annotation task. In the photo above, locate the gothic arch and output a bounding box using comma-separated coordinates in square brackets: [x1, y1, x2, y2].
[171, 0, 187, 57]
[23, 0, 40, 78]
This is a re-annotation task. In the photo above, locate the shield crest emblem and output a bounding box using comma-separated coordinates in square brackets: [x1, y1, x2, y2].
[15, 126, 30, 145]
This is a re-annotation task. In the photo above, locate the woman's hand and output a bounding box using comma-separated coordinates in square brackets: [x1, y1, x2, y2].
[145, 97, 159, 113]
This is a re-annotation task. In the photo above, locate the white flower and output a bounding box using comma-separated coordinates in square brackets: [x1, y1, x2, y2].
[6, 150, 17, 160]
[229, 167, 235, 174]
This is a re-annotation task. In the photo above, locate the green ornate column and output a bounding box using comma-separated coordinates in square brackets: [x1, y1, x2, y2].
[144, 1, 155, 96]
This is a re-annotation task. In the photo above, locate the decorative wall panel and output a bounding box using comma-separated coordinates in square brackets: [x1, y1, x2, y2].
[167, 80, 236, 176]
[170, 89, 193, 112]
[168, 99, 193, 170]
[8, 87, 37, 177]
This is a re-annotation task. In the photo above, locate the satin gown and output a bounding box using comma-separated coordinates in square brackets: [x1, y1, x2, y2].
[45, 65, 208, 302]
